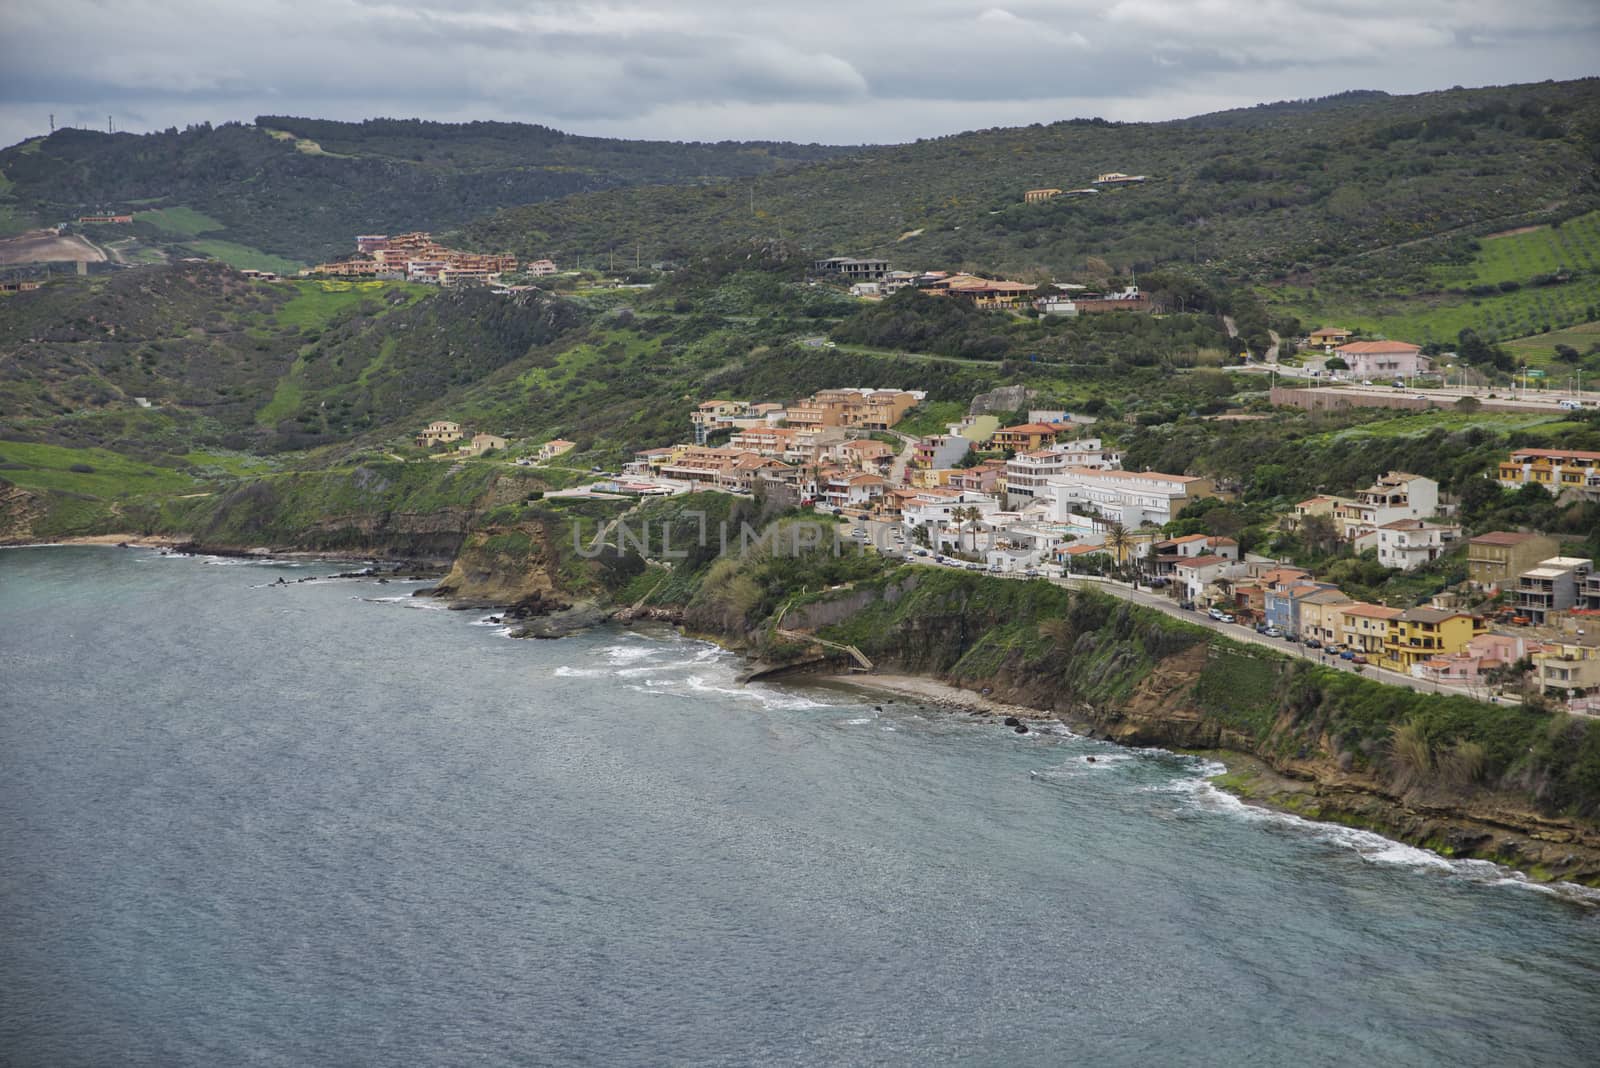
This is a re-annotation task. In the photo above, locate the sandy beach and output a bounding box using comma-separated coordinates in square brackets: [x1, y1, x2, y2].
[816, 672, 1051, 720]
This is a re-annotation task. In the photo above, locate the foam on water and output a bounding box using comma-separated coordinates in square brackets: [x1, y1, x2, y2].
[1167, 768, 1600, 904]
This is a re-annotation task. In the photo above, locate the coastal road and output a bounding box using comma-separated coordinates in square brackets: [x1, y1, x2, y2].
[891, 549, 1511, 702]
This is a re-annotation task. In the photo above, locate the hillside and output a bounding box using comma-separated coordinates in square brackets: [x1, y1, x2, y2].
[0, 118, 849, 265]
[466, 81, 1600, 288]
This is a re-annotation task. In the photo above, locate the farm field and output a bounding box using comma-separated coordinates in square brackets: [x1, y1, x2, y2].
[1266, 211, 1600, 353]
[135, 206, 226, 238]
[183, 238, 304, 274]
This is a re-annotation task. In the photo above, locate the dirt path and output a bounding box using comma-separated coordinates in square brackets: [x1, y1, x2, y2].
[0, 229, 107, 266]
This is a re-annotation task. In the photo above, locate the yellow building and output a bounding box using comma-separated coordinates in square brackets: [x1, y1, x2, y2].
[415, 420, 464, 447]
[909, 467, 958, 489]
[1497, 449, 1600, 495]
[1382, 608, 1485, 673]
[1024, 188, 1062, 203]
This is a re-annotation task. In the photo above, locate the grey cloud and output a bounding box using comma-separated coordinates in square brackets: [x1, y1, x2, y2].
[0, 0, 1595, 148]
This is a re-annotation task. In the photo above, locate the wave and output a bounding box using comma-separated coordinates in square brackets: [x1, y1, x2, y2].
[1170, 771, 1600, 905]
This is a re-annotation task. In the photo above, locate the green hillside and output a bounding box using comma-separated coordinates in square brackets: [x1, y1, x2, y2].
[467, 81, 1600, 283]
[0, 118, 852, 263]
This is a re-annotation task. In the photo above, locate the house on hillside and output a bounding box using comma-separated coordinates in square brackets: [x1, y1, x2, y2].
[538, 439, 577, 462]
[415, 420, 464, 448]
[813, 257, 890, 281]
[1024, 188, 1062, 203]
[1092, 173, 1147, 185]
[1308, 327, 1353, 350]
[1333, 340, 1430, 379]
[1375, 519, 1461, 571]
[464, 433, 508, 456]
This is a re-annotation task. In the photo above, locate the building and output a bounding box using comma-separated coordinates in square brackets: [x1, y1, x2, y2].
[1308, 327, 1353, 349]
[1532, 636, 1600, 699]
[77, 214, 133, 224]
[902, 488, 1001, 530]
[831, 439, 895, 470]
[812, 257, 890, 281]
[1466, 531, 1562, 589]
[464, 433, 508, 455]
[849, 282, 881, 298]
[1382, 608, 1484, 673]
[1375, 519, 1462, 571]
[1149, 534, 1239, 578]
[1023, 188, 1062, 203]
[1339, 603, 1403, 657]
[1174, 555, 1236, 604]
[1415, 633, 1542, 686]
[1265, 581, 1341, 635]
[924, 274, 1038, 309]
[991, 422, 1072, 452]
[1065, 285, 1154, 315]
[415, 420, 464, 447]
[538, 439, 577, 462]
[1092, 173, 1147, 185]
[1285, 494, 1355, 532]
[822, 472, 887, 511]
[1332, 340, 1430, 380]
[1045, 468, 1215, 528]
[525, 259, 558, 277]
[912, 434, 973, 471]
[1516, 557, 1595, 625]
[1333, 472, 1439, 539]
[1497, 449, 1600, 495]
[1297, 589, 1356, 645]
[784, 389, 922, 432]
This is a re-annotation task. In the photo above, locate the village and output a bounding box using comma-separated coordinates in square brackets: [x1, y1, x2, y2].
[411, 381, 1600, 711]
[305, 232, 553, 287]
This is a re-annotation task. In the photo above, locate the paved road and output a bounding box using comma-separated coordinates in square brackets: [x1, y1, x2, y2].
[879, 548, 1511, 702]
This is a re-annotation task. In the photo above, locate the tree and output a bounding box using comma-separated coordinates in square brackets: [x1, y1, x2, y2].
[1301, 512, 1339, 556]
[1105, 522, 1133, 567]
[1325, 356, 1349, 370]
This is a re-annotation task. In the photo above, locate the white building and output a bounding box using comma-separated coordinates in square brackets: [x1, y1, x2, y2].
[1044, 468, 1215, 529]
[1376, 519, 1462, 571]
[1174, 554, 1237, 603]
[902, 488, 1002, 530]
[1333, 472, 1440, 539]
[1005, 439, 1120, 508]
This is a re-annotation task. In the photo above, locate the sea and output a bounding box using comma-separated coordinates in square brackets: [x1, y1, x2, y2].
[3, 545, 1599, 1067]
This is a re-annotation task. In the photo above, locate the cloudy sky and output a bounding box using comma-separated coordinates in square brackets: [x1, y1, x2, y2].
[2, 0, 1597, 148]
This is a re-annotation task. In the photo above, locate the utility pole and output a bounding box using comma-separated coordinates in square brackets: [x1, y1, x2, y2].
[49, 113, 54, 134]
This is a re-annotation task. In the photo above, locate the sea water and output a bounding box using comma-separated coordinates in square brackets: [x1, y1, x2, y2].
[3, 546, 1598, 1066]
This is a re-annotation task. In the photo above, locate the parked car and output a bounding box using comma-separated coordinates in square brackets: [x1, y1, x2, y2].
[1263, 626, 1284, 638]
[1305, 638, 1322, 649]
[1255, 623, 1270, 634]
[1179, 600, 1196, 611]
[1208, 607, 1224, 620]
[1351, 654, 1369, 665]
[913, 549, 930, 557]
[1220, 613, 1236, 624]
[1284, 633, 1301, 643]
[1339, 650, 1355, 660]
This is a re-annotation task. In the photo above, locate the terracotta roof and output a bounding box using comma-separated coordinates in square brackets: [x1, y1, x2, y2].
[997, 422, 1067, 435]
[1177, 554, 1230, 569]
[1469, 531, 1541, 546]
[1335, 340, 1422, 354]
[1509, 448, 1600, 462]
[1062, 467, 1203, 483]
[1343, 604, 1403, 620]
[1064, 544, 1106, 555]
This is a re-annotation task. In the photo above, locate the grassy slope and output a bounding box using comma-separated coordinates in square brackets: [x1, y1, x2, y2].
[1264, 211, 1600, 354]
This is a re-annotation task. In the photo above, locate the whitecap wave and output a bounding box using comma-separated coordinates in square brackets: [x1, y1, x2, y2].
[1174, 773, 1600, 904]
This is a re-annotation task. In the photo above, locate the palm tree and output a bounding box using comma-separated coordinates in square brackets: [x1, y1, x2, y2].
[1105, 522, 1133, 569]
[956, 506, 980, 556]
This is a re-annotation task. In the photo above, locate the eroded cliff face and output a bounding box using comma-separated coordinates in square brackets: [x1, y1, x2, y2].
[0, 481, 45, 544]
[430, 523, 565, 605]
[949, 643, 1600, 887]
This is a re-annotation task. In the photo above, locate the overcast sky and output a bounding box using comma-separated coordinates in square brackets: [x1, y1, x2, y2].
[2, 0, 1597, 148]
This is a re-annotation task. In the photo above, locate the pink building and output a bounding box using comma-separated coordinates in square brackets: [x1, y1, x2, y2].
[1334, 340, 1430, 380]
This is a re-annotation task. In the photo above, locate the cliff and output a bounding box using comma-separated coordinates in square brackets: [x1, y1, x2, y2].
[754, 568, 1600, 885]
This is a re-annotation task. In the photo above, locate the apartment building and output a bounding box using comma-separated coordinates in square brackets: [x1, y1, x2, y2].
[1333, 340, 1430, 379]
[1516, 557, 1595, 625]
[1383, 608, 1484, 673]
[1467, 531, 1562, 589]
[912, 434, 972, 470]
[1298, 589, 1356, 645]
[901, 488, 1001, 530]
[1339, 603, 1403, 656]
[1375, 519, 1462, 571]
[1497, 448, 1600, 496]
[1044, 468, 1214, 528]
[785, 389, 922, 431]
